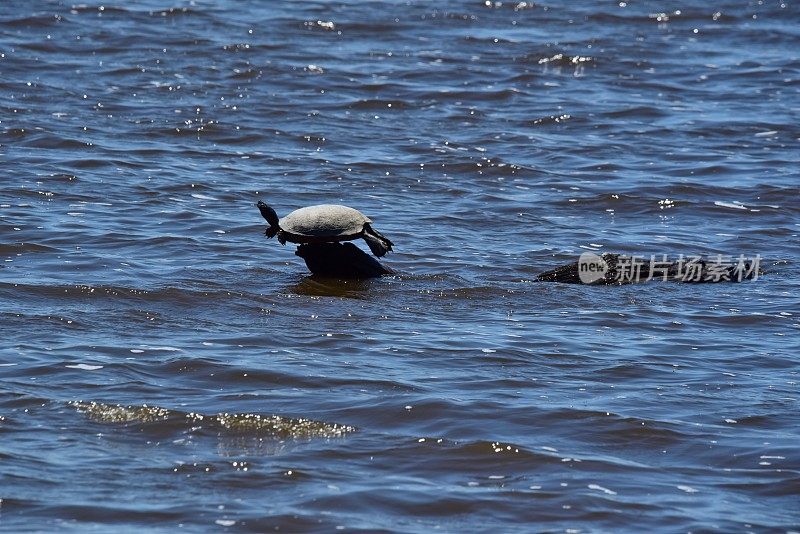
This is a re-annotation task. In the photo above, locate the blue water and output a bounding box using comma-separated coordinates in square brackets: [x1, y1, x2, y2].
[1, 0, 799, 531]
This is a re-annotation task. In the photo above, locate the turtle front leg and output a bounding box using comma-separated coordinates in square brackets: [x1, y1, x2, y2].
[362, 224, 393, 257]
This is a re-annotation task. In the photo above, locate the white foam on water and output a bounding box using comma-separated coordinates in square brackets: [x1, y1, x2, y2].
[588, 484, 617, 495]
[66, 364, 104, 371]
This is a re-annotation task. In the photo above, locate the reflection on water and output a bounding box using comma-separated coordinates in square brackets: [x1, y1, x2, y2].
[289, 274, 379, 298]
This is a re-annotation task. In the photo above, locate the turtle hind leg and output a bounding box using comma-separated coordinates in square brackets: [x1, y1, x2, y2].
[362, 224, 393, 257]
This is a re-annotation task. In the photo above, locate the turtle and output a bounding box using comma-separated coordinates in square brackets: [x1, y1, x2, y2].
[256, 201, 394, 257]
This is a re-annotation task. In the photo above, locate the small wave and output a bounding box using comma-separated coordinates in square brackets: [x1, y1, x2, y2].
[68, 5, 129, 14]
[602, 105, 668, 119]
[2, 128, 28, 138]
[147, 7, 196, 17]
[229, 68, 261, 80]
[483, 1, 536, 11]
[0, 282, 252, 307]
[349, 99, 412, 110]
[530, 113, 572, 126]
[0, 14, 67, 28]
[0, 243, 57, 255]
[20, 135, 92, 150]
[536, 53, 594, 66]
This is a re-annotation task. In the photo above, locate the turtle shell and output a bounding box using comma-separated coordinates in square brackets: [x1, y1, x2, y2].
[279, 204, 370, 240]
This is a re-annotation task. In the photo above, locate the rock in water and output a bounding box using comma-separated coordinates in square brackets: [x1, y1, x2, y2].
[295, 242, 392, 278]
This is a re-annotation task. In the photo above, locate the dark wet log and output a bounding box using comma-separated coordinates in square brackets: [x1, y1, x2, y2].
[295, 242, 392, 278]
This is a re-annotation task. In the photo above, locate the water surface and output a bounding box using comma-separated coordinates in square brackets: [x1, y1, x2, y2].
[1, 0, 799, 531]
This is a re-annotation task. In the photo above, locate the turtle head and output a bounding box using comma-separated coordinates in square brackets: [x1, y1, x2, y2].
[257, 200, 280, 238]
